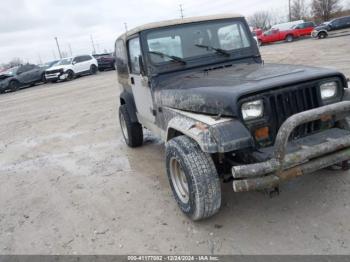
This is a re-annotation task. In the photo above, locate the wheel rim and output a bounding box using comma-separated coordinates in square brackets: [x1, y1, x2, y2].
[169, 157, 189, 204]
[119, 111, 129, 142]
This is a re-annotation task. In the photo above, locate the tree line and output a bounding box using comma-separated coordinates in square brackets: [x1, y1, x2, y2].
[248, 0, 349, 30]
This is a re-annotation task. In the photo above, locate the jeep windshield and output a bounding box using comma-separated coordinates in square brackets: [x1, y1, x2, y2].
[145, 20, 252, 66]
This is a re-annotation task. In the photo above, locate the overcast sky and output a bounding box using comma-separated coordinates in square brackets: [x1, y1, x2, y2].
[0, 0, 349, 64]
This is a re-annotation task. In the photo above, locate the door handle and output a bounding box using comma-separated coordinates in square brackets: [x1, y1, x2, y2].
[130, 77, 135, 85]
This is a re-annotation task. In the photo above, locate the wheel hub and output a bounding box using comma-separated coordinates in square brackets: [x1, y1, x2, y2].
[119, 112, 129, 141]
[169, 157, 189, 203]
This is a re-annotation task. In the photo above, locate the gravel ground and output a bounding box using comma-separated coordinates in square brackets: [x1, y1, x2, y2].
[0, 35, 350, 255]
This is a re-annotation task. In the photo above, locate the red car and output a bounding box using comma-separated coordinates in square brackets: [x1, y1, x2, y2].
[257, 21, 315, 45]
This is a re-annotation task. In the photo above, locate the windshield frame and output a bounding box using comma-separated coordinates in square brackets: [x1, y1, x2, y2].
[139, 18, 259, 75]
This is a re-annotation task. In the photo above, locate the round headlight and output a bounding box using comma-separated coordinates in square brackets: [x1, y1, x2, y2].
[320, 81, 338, 100]
[242, 100, 264, 121]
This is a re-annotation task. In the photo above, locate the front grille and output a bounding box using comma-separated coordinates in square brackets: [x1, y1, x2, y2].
[268, 85, 322, 140]
[46, 69, 61, 74]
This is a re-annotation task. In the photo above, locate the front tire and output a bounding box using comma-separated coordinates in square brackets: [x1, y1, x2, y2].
[318, 32, 328, 39]
[119, 105, 143, 147]
[66, 70, 74, 81]
[285, 34, 294, 42]
[166, 136, 221, 221]
[9, 80, 20, 92]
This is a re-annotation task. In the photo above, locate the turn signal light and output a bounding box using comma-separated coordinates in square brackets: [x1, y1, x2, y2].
[255, 126, 269, 140]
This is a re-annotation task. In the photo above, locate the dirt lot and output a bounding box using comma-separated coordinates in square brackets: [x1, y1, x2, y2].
[1, 35, 350, 255]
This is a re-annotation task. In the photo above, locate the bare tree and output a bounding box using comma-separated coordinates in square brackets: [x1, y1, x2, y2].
[311, 0, 342, 21]
[291, 0, 308, 20]
[248, 11, 272, 30]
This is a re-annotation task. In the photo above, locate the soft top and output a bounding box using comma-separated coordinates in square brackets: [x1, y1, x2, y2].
[118, 13, 243, 40]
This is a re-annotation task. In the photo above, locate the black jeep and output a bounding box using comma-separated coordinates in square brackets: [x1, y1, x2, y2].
[114, 14, 350, 220]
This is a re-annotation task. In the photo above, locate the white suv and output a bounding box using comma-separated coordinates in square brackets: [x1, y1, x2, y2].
[45, 55, 98, 82]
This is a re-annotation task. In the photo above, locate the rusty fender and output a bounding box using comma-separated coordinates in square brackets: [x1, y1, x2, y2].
[165, 108, 254, 153]
[232, 101, 350, 192]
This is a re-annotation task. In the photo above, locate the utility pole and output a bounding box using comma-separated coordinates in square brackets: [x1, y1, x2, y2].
[288, 0, 292, 22]
[54, 37, 62, 59]
[68, 43, 73, 57]
[124, 22, 128, 33]
[90, 35, 96, 55]
[179, 4, 184, 19]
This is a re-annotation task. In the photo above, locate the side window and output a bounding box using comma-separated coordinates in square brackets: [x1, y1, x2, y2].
[128, 37, 141, 74]
[218, 23, 250, 50]
[82, 55, 92, 62]
[74, 56, 82, 63]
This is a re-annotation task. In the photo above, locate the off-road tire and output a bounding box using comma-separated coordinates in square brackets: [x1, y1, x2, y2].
[318, 32, 328, 39]
[90, 65, 98, 75]
[9, 80, 19, 92]
[119, 105, 143, 147]
[165, 135, 221, 221]
[285, 34, 294, 42]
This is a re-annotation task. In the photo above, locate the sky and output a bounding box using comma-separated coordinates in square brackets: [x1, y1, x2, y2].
[0, 0, 349, 64]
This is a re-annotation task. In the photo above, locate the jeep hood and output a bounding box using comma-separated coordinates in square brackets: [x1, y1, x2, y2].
[154, 63, 345, 117]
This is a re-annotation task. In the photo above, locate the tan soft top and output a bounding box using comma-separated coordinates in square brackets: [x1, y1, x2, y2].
[118, 13, 243, 39]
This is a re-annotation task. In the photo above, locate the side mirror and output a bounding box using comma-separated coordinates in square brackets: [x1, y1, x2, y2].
[138, 55, 145, 76]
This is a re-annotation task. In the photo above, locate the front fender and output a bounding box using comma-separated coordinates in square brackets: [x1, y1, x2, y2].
[166, 109, 254, 153]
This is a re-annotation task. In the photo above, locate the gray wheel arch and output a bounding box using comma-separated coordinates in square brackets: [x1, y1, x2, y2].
[119, 90, 139, 123]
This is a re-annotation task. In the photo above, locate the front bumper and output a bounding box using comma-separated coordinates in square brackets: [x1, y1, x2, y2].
[45, 72, 68, 81]
[231, 101, 350, 192]
[311, 30, 319, 38]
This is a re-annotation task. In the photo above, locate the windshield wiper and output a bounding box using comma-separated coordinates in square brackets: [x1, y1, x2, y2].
[148, 51, 186, 64]
[194, 44, 230, 57]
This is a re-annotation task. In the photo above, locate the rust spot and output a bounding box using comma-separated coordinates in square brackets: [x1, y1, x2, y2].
[320, 114, 332, 122]
[279, 166, 303, 180]
[193, 122, 208, 131]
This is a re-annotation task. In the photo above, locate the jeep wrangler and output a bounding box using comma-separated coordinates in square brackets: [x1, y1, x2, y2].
[114, 14, 350, 221]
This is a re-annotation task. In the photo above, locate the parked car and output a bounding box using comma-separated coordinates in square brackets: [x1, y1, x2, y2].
[93, 53, 116, 71]
[257, 28, 297, 45]
[115, 14, 350, 220]
[312, 16, 350, 39]
[258, 21, 315, 45]
[291, 21, 315, 36]
[0, 64, 46, 93]
[45, 55, 98, 82]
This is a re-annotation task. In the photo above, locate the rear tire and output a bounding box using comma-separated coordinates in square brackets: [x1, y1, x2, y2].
[119, 105, 143, 147]
[166, 136, 221, 221]
[90, 65, 98, 75]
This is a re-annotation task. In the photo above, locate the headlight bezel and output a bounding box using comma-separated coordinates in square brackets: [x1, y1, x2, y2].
[241, 99, 265, 121]
[318, 78, 343, 105]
